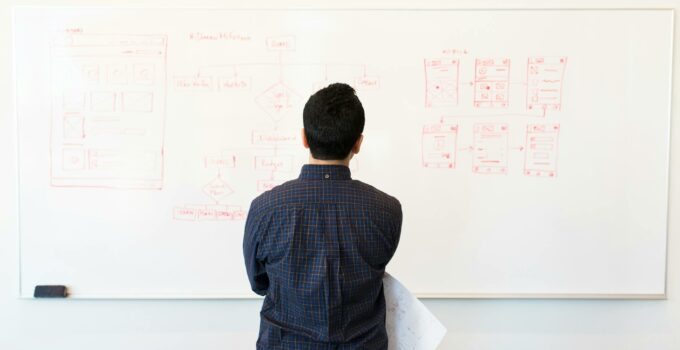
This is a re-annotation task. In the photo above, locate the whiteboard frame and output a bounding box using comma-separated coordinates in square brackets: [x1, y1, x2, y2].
[13, 6, 675, 300]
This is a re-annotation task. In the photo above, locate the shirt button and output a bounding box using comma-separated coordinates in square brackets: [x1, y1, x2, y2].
[324, 174, 330, 179]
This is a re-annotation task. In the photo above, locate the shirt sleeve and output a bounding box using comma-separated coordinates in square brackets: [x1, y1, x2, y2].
[387, 200, 403, 262]
[243, 201, 269, 296]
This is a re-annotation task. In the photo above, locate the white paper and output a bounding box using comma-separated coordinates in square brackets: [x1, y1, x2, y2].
[384, 273, 447, 350]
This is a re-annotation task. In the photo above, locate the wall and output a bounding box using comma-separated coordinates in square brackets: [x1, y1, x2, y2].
[1, 1, 678, 349]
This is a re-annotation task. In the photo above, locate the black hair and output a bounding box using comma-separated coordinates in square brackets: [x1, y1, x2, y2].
[302, 83, 365, 160]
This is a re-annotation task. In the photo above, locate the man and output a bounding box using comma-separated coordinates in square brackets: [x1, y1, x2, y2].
[243, 83, 403, 349]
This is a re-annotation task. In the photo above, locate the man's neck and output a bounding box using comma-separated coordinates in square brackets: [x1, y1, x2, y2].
[308, 155, 350, 167]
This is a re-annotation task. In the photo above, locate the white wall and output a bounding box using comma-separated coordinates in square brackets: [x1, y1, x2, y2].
[1, 1, 679, 349]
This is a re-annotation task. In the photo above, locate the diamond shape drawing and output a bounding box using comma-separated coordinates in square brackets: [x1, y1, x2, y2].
[203, 177, 234, 202]
[255, 82, 301, 122]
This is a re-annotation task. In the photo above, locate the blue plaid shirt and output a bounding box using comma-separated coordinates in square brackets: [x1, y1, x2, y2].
[244, 164, 402, 349]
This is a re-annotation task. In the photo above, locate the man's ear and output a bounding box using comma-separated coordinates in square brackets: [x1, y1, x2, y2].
[352, 134, 364, 155]
[301, 128, 310, 149]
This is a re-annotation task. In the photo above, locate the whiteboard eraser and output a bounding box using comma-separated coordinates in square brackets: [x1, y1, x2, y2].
[34, 285, 68, 298]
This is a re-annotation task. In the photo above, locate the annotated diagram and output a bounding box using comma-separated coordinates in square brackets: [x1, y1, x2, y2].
[170, 34, 375, 221]
[421, 52, 567, 176]
[424, 58, 459, 108]
[421, 124, 458, 169]
[47, 30, 570, 226]
[474, 58, 511, 108]
[172, 149, 245, 222]
[527, 57, 567, 111]
[524, 124, 560, 177]
[472, 123, 509, 174]
[50, 34, 167, 189]
[172, 129, 303, 222]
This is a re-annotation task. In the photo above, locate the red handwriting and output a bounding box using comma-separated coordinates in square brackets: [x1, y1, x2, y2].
[174, 76, 212, 90]
[251, 130, 298, 146]
[173, 205, 246, 221]
[218, 76, 251, 90]
[204, 154, 237, 169]
[355, 76, 380, 90]
[188, 32, 252, 42]
[254, 155, 294, 172]
[266, 36, 296, 51]
[257, 180, 282, 192]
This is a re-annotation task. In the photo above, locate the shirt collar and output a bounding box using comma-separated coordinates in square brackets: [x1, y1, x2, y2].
[299, 164, 352, 181]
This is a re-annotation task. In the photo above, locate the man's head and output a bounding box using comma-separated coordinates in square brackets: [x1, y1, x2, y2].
[302, 83, 365, 161]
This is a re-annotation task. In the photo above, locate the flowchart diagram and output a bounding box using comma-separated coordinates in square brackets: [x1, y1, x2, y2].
[421, 53, 566, 177]
[170, 35, 373, 221]
[48, 32, 568, 226]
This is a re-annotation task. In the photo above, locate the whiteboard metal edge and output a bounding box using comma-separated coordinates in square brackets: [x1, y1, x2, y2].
[12, 6, 23, 299]
[663, 7, 676, 304]
[17, 293, 666, 300]
[12, 7, 675, 301]
[8, 5, 678, 11]
[19, 293, 264, 300]
[414, 293, 667, 300]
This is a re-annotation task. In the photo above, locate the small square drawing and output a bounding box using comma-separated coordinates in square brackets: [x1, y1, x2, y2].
[133, 64, 155, 85]
[122, 92, 153, 113]
[90, 92, 117, 112]
[62, 91, 85, 112]
[63, 116, 84, 139]
[108, 64, 129, 84]
[62, 148, 86, 171]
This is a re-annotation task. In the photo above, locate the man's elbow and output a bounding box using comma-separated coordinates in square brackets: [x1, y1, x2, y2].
[252, 285, 268, 296]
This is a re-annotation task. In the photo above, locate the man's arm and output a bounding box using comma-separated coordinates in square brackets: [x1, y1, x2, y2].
[243, 202, 269, 296]
[384, 200, 403, 265]
[390, 201, 403, 260]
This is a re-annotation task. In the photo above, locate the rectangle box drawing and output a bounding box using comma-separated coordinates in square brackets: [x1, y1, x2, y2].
[107, 64, 129, 84]
[251, 129, 299, 146]
[524, 124, 560, 177]
[218, 76, 251, 91]
[82, 64, 100, 83]
[133, 64, 155, 85]
[422, 123, 458, 168]
[254, 155, 294, 172]
[473, 123, 509, 174]
[63, 115, 84, 139]
[355, 76, 380, 90]
[265, 35, 296, 51]
[474, 58, 510, 108]
[257, 179, 283, 192]
[122, 92, 154, 113]
[174, 76, 213, 91]
[50, 34, 167, 189]
[204, 153, 237, 169]
[526, 57, 567, 111]
[173, 205, 245, 221]
[62, 91, 85, 112]
[424, 58, 459, 108]
[61, 147, 86, 171]
[90, 91, 117, 112]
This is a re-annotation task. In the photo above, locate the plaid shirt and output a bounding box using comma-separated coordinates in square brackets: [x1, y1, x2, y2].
[243, 164, 402, 349]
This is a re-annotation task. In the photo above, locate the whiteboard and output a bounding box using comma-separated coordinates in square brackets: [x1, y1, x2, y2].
[14, 8, 673, 298]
